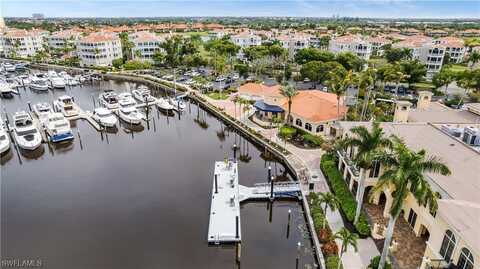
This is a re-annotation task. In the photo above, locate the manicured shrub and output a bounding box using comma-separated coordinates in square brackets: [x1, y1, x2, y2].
[320, 154, 371, 237]
[318, 228, 332, 244]
[367, 256, 392, 269]
[325, 256, 343, 269]
[302, 133, 324, 147]
[321, 240, 339, 256]
[279, 125, 297, 139]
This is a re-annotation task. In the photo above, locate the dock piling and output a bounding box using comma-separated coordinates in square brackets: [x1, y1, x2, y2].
[286, 209, 291, 238]
[214, 174, 218, 194]
[270, 177, 274, 200]
[27, 101, 32, 112]
[268, 166, 271, 182]
[235, 216, 239, 239]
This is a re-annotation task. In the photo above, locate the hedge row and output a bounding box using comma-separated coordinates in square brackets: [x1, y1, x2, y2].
[320, 154, 371, 237]
[308, 193, 343, 269]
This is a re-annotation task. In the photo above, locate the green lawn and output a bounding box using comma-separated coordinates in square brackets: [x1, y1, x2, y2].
[412, 82, 435, 89]
[182, 31, 209, 36]
[206, 92, 230, 100]
[446, 64, 469, 73]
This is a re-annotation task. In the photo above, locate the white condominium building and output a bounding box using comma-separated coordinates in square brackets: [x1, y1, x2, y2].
[77, 32, 122, 67]
[276, 33, 311, 57]
[48, 30, 82, 51]
[129, 31, 164, 62]
[393, 36, 445, 78]
[230, 32, 261, 48]
[1, 29, 48, 58]
[366, 36, 391, 56]
[329, 35, 372, 60]
[436, 37, 466, 64]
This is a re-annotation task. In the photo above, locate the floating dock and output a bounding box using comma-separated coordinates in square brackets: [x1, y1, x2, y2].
[207, 161, 301, 245]
[207, 160, 241, 244]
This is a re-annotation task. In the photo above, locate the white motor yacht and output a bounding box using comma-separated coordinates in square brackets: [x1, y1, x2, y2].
[3, 63, 16, 72]
[99, 90, 119, 110]
[156, 97, 175, 112]
[0, 80, 18, 98]
[12, 111, 42, 150]
[33, 102, 53, 124]
[15, 75, 31, 86]
[45, 112, 74, 143]
[132, 86, 156, 103]
[92, 107, 118, 128]
[59, 71, 79, 86]
[53, 95, 79, 117]
[48, 72, 66, 89]
[0, 116, 10, 154]
[29, 76, 49, 91]
[118, 92, 135, 103]
[168, 97, 186, 112]
[118, 98, 143, 125]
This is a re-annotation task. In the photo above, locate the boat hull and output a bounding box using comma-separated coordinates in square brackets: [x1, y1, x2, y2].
[0, 140, 10, 154]
[14, 134, 42, 150]
[49, 131, 74, 143]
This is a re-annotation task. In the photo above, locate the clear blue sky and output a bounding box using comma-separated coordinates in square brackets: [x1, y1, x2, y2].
[1, 0, 479, 19]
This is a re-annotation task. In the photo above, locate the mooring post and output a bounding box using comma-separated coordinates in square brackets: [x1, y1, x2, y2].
[233, 143, 237, 160]
[235, 216, 239, 239]
[27, 101, 32, 112]
[235, 242, 241, 263]
[268, 166, 271, 182]
[270, 177, 274, 200]
[296, 242, 301, 269]
[214, 174, 218, 194]
[286, 209, 291, 238]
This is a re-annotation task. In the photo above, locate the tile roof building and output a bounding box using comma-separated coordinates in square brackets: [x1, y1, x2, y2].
[329, 35, 373, 60]
[129, 31, 164, 62]
[0, 29, 49, 58]
[76, 32, 122, 67]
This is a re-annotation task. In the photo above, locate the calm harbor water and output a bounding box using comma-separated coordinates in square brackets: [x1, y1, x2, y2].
[1, 76, 316, 269]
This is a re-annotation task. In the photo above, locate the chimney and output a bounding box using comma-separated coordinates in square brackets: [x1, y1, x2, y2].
[417, 91, 433, 110]
[393, 101, 412, 123]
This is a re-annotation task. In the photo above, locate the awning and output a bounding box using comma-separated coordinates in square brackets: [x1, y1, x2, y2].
[254, 100, 284, 113]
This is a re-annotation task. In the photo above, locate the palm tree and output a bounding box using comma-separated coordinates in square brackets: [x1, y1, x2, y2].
[384, 67, 405, 95]
[372, 136, 451, 269]
[317, 192, 340, 229]
[468, 51, 480, 69]
[280, 84, 298, 125]
[344, 122, 392, 224]
[335, 228, 358, 269]
[326, 70, 355, 120]
[359, 69, 376, 121]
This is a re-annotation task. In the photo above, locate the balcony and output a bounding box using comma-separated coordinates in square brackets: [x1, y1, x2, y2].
[426, 259, 457, 269]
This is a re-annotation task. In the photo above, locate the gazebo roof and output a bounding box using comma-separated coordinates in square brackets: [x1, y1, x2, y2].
[254, 100, 284, 113]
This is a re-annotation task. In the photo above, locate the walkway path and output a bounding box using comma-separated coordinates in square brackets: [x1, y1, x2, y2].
[205, 96, 380, 269]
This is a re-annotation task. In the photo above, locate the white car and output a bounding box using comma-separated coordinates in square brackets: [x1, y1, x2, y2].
[92, 108, 118, 128]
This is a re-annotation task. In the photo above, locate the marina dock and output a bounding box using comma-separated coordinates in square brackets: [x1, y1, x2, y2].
[208, 160, 241, 244]
[207, 161, 301, 245]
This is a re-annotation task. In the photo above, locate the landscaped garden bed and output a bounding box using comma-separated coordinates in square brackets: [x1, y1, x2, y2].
[320, 154, 371, 237]
[278, 125, 324, 149]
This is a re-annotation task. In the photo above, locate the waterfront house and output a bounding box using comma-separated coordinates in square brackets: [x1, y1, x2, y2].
[329, 35, 373, 60]
[129, 31, 164, 63]
[1, 29, 48, 58]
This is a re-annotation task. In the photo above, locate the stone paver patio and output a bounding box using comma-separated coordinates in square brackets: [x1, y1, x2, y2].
[364, 203, 427, 269]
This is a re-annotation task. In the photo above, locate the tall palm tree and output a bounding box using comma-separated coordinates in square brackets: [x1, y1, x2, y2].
[372, 136, 451, 269]
[359, 69, 376, 121]
[335, 228, 359, 269]
[326, 70, 355, 120]
[468, 51, 480, 69]
[344, 122, 392, 224]
[317, 192, 340, 229]
[280, 84, 298, 125]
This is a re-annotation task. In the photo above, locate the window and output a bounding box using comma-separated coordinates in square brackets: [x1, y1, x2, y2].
[457, 248, 474, 269]
[407, 209, 417, 228]
[295, 119, 302, 127]
[305, 123, 312, 131]
[439, 230, 456, 263]
[316, 125, 324, 133]
[369, 161, 381, 178]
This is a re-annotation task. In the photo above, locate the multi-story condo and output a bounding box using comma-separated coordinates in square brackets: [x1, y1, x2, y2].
[457, 29, 480, 37]
[230, 32, 262, 48]
[401, 28, 421, 36]
[1, 29, 48, 58]
[129, 31, 163, 62]
[48, 30, 81, 53]
[329, 35, 372, 60]
[276, 33, 311, 58]
[426, 29, 449, 37]
[436, 37, 466, 64]
[76, 32, 122, 67]
[330, 96, 480, 269]
[393, 36, 445, 78]
[367, 36, 391, 56]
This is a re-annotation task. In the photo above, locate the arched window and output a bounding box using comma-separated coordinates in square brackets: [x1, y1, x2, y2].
[295, 118, 302, 127]
[439, 230, 456, 263]
[305, 123, 312, 131]
[316, 125, 324, 133]
[457, 248, 474, 269]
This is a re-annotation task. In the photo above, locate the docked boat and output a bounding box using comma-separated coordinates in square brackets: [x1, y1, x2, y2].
[0, 116, 11, 154]
[45, 112, 74, 143]
[15, 63, 27, 71]
[29, 76, 50, 91]
[33, 102, 53, 123]
[132, 86, 156, 103]
[118, 92, 135, 103]
[0, 80, 18, 98]
[53, 95, 79, 117]
[59, 72, 80, 86]
[118, 98, 144, 125]
[12, 111, 42, 150]
[3, 63, 16, 72]
[168, 97, 186, 112]
[48, 72, 66, 89]
[15, 75, 31, 86]
[99, 90, 120, 110]
[156, 97, 175, 112]
[92, 107, 118, 128]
